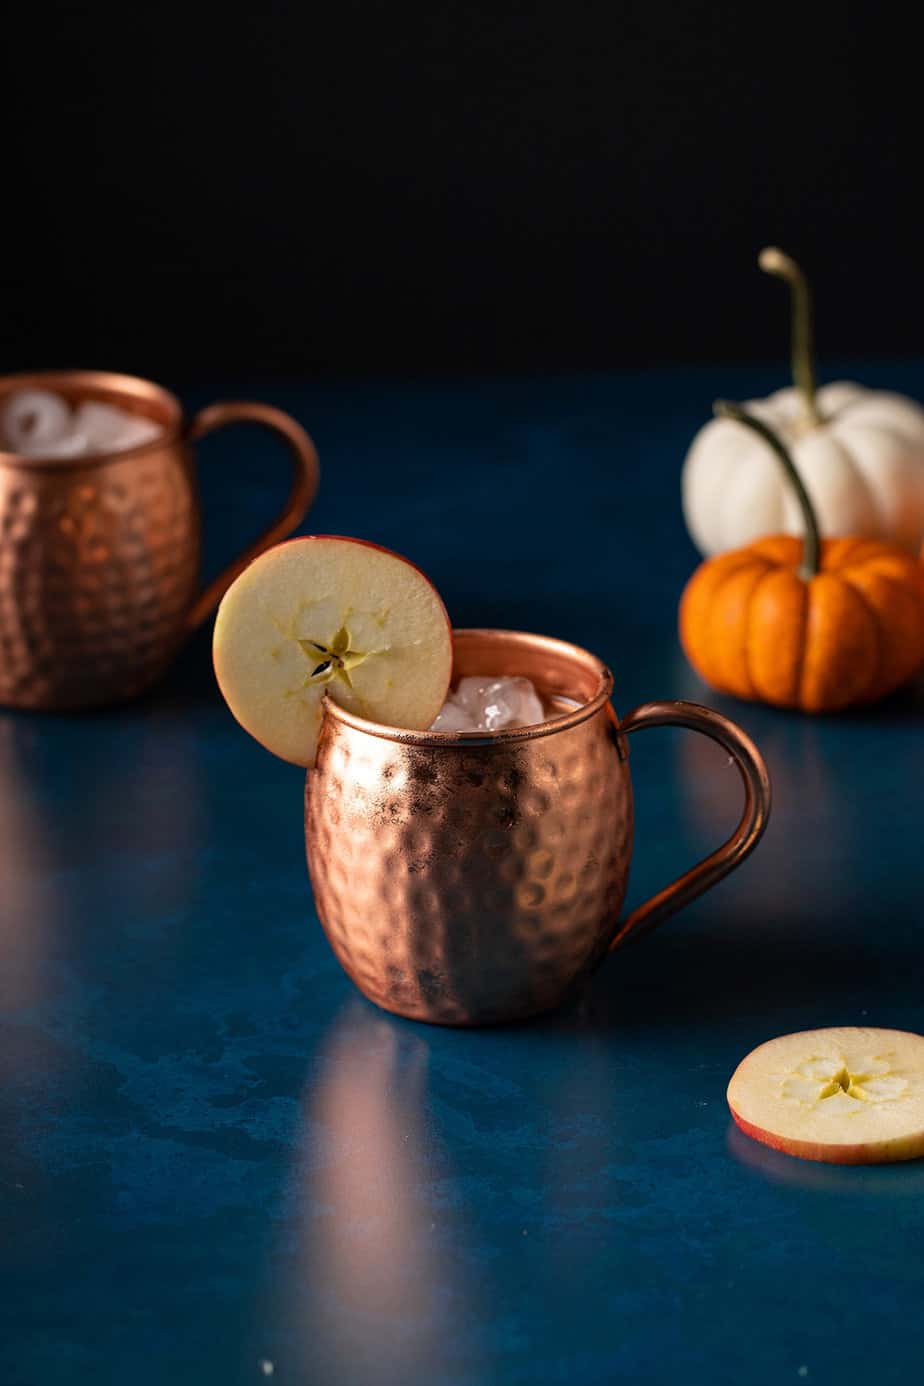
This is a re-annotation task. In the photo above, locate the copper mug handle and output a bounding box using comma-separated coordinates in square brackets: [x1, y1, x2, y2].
[183, 401, 320, 631]
[609, 700, 771, 951]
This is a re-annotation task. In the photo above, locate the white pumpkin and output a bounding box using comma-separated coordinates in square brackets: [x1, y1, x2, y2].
[682, 249, 924, 556]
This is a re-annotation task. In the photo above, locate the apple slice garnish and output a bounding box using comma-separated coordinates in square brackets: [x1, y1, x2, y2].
[727, 1027, 924, 1165]
[212, 536, 453, 766]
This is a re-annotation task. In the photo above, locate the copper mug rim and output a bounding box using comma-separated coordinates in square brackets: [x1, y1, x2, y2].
[320, 628, 614, 746]
[0, 369, 184, 468]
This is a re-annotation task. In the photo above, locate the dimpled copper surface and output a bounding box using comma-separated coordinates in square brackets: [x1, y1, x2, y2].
[0, 445, 200, 709]
[305, 630, 633, 1025]
[0, 369, 320, 709]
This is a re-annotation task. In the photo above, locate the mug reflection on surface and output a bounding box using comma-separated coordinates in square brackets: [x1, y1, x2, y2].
[0, 706, 206, 1042]
[0, 723, 63, 1025]
[286, 1003, 478, 1383]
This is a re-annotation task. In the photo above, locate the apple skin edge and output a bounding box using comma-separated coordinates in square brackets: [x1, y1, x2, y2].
[247, 532, 453, 640]
[728, 1107, 924, 1166]
[210, 535, 455, 767]
[210, 533, 454, 682]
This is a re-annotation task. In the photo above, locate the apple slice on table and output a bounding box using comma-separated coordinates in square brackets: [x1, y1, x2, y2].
[727, 1027, 924, 1165]
[213, 536, 452, 766]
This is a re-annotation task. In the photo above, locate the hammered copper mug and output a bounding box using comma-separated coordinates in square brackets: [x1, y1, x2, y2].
[0, 369, 319, 709]
[305, 628, 771, 1026]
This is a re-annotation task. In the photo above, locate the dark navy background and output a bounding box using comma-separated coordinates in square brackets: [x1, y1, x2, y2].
[2, 361, 923, 1384]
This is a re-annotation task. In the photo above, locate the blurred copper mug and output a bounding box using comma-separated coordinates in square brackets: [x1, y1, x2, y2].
[0, 369, 319, 709]
[305, 629, 771, 1026]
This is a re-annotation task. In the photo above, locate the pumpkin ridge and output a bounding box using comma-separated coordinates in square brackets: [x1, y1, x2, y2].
[742, 564, 788, 703]
[844, 554, 924, 585]
[750, 535, 802, 567]
[826, 537, 883, 572]
[837, 419, 911, 454]
[846, 565, 924, 607]
[715, 561, 775, 699]
[679, 565, 737, 693]
[843, 567, 924, 702]
[859, 565, 924, 657]
[836, 573, 885, 702]
[824, 436, 880, 541]
[789, 576, 810, 709]
[797, 574, 882, 711]
[836, 400, 924, 447]
[841, 564, 924, 615]
[715, 551, 775, 578]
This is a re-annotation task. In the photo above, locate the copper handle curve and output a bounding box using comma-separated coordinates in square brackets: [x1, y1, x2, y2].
[609, 700, 771, 951]
[184, 400, 320, 631]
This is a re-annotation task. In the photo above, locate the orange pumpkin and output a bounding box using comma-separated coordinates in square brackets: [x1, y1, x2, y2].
[680, 403, 924, 712]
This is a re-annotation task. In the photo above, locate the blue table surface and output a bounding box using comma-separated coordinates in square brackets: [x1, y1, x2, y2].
[2, 361, 924, 1386]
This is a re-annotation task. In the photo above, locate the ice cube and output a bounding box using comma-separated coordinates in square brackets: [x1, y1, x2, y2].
[430, 699, 479, 732]
[450, 676, 546, 730]
[113, 416, 162, 450]
[482, 678, 545, 730]
[452, 678, 488, 716]
[74, 401, 132, 448]
[75, 401, 161, 453]
[2, 389, 72, 453]
[23, 431, 90, 458]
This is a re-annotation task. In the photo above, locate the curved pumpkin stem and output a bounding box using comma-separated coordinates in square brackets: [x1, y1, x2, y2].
[714, 400, 821, 580]
[758, 246, 822, 430]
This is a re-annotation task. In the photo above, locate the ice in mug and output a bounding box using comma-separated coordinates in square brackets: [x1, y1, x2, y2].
[431, 676, 549, 731]
[1, 388, 162, 457]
